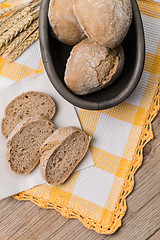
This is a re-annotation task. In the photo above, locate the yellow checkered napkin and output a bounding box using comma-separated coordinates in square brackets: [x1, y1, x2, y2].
[1, 0, 160, 234]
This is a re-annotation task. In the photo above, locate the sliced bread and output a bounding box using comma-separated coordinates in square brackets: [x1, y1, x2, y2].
[1, 91, 56, 139]
[39, 127, 92, 185]
[7, 116, 55, 174]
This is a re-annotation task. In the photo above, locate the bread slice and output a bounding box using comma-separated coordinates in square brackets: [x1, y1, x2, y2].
[7, 116, 55, 174]
[39, 127, 92, 185]
[1, 91, 56, 139]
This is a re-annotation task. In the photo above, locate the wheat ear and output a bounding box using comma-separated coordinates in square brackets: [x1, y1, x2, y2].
[0, 6, 34, 35]
[0, 8, 39, 48]
[0, 2, 28, 27]
[2, 18, 39, 57]
[0, 0, 40, 35]
[0, 0, 39, 27]
[8, 28, 39, 62]
[0, 40, 8, 54]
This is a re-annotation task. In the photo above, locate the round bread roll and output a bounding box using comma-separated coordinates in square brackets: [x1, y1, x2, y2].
[48, 0, 85, 45]
[64, 38, 124, 95]
[73, 0, 132, 48]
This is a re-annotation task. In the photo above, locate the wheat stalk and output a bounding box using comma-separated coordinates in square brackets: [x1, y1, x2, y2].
[0, 0, 40, 27]
[0, 2, 28, 27]
[0, 0, 41, 60]
[2, 18, 39, 57]
[0, 6, 16, 17]
[0, 8, 39, 48]
[0, 0, 40, 35]
[8, 28, 39, 62]
[0, 6, 34, 35]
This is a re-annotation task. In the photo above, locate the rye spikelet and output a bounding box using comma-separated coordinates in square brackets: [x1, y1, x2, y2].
[2, 18, 39, 57]
[8, 28, 39, 62]
[0, 8, 39, 48]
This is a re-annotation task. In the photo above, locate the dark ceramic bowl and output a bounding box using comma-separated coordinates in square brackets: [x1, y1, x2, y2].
[39, 0, 145, 110]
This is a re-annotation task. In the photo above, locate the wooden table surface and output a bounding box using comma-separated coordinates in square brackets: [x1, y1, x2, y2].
[0, 113, 160, 240]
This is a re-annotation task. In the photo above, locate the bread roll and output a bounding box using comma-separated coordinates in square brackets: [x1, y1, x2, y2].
[48, 0, 85, 45]
[40, 127, 92, 185]
[73, 0, 132, 48]
[64, 39, 124, 95]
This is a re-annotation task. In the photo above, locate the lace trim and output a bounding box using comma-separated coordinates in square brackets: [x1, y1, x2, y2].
[13, 84, 160, 234]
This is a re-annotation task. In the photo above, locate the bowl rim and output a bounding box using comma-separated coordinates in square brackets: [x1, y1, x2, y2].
[39, 0, 145, 110]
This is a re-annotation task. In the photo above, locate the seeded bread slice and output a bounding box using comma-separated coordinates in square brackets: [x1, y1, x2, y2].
[39, 127, 92, 185]
[7, 116, 55, 174]
[1, 91, 56, 139]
